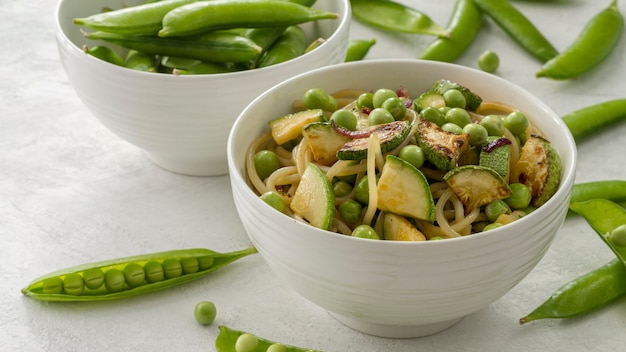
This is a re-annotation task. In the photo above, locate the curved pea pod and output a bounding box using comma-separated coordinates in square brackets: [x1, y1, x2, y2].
[569, 199, 626, 266]
[21, 247, 257, 302]
[570, 180, 626, 204]
[537, 0, 623, 79]
[344, 38, 376, 62]
[562, 99, 626, 143]
[83, 45, 125, 66]
[216, 325, 322, 352]
[84, 31, 263, 63]
[158, 0, 338, 38]
[73, 0, 198, 36]
[520, 258, 626, 323]
[419, 0, 482, 63]
[258, 26, 306, 68]
[125, 50, 157, 72]
[350, 0, 448, 37]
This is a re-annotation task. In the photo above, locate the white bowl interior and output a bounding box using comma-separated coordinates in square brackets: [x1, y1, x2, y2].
[228, 59, 577, 337]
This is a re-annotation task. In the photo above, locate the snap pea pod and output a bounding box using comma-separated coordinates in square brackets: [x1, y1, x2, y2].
[473, 0, 558, 62]
[350, 0, 448, 37]
[344, 38, 376, 62]
[258, 26, 306, 67]
[74, 0, 198, 36]
[519, 258, 626, 323]
[537, 0, 623, 79]
[159, 0, 337, 37]
[125, 50, 157, 72]
[83, 45, 125, 66]
[22, 247, 257, 302]
[561, 98, 626, 143]
[84, 31, 262, 63]
[216, 325, 321, 352]
[569, 199, 626, 266]
[419, 0, 483, 63]
[570, 180, 626, 204]
[173, 62, 241, 75]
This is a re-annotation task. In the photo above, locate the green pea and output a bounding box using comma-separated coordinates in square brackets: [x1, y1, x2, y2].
[463, 123, 488, 146]
[504, 111, 528, 135]
[331, 109, 358, 131]
[104, 268, 126, 293]
[144, 261, 165, 283]
[505, 183, 532, 210]
[439, 106, 452, 115]
[479, 114, 505, 136]
[194, 301, 217, 325]
[235, 333, 259, 352]
[339, 199, 362, 224]
[398, 145, 425, 169]
[372, 88, 397, 108]
[368, 108, 395, 126]
[197, 255, 215, 271]
[352, 224, 380, 240]
[335, 173, 357, 185]
[267, 343, 288, 352]
[62, 273, 84, 295]
[123, 263, 146, 287]
[382, 97, 407, 120]
[485, 199, 511, 222]
[420, 106, 446, 126]
[355, 176, 370, 204]
[482, 222, 503, 232]
[254, 150, 281, 180]
[441, 122, 463, 135]
[611, 224, 626, 248]
[260, 191, 286, 212]
[445, 107, 471, 127]
[333, 180, 353, 198]
[41, 277, 64, 294]
[356, 92, 374, 110]
[181, 257, 199, 274]
[83, 267, 105, 290]
[478, 50, 500, 73]
[302, 88, 337, 112]
[162, 259, 183, 279]
[443, 89, 466, 109]
[429, 236, 445, 241]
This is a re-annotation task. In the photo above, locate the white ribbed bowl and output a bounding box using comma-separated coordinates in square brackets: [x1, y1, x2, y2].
[228, 59, 577, 338]
[55, 0, 350, 176]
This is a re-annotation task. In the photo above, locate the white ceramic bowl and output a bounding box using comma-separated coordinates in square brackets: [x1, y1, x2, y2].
[228, 59, 577, 338]
[55, 0, 350, 176]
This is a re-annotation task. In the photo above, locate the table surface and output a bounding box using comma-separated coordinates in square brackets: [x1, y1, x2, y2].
[2, 1, 626, 351]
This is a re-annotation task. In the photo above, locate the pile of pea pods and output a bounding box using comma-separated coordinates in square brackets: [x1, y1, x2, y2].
[75, 0, 338, 74]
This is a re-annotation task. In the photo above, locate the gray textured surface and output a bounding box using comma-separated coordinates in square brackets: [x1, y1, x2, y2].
[2, 0, 626, 351]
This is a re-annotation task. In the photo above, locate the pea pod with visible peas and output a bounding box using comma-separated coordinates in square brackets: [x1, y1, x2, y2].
[158, 0, 338, 38]
[349, 0, 449, 37]
[216, 325, 320, 352]
[84, 31, 263, 63]
[537, 0, 623, 79]
[419, 0, 483, 63]
[21, 247, 257, 302]
[562, 99, 626, 143]
[473, 0, 558, 62]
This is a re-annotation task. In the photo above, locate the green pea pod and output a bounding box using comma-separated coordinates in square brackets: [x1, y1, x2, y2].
[569, 199, 626, 266]
[125, 50, 157, 72]
[159, 0, 338, 37]
[419, 0, 483, 63]
[216, 325, 321, 352]
[570, 180, 626, 204]
[520, 258, 626, 323]
[350, 0, 448, 37]
[83, 45, 125, 66]
[258, 26, 306, 67]
[74, 0, 198, 36]
[537, 0, 623, 79]
[22, 247, 257, 302]
[344, 38, 376, 62]
[173, 62, 241, 75]
[84, 31, 263, 63]
[473, 0, 558, 62]
[562, 99, 626, 143]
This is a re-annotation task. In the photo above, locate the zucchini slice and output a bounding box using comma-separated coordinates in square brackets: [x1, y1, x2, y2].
[383, 213, 427, 241]
[269, 109, 325, 145]
[416, 118, 470, 171]
[302, 122, 352, 165]
[337, 120, 412, 161]
[443, 165, 512, 211]
[428, 79, 483, 112]
[479, 136, 512, 182]
[290, 163, 335, 230]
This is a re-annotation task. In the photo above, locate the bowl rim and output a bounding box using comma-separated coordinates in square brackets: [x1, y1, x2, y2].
[54, 0, 352, 79]
[227, 58, 578, 247]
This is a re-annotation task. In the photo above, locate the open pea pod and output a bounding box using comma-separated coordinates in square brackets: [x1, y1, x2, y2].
[350, 0, 448, 37]
[216, 325, 321, 352]
[22, 247, 256, 302]
[569, 199, 626, 266]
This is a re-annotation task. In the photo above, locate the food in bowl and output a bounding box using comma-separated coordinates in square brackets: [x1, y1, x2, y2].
[246, 79, 562, 240]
